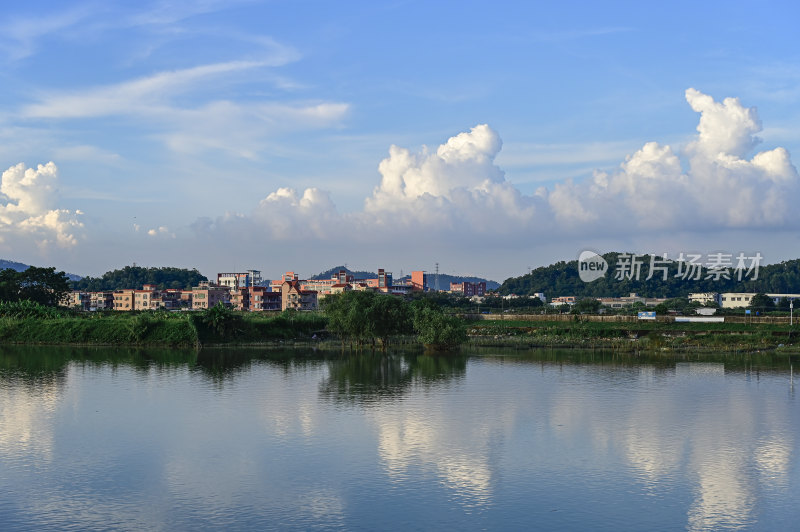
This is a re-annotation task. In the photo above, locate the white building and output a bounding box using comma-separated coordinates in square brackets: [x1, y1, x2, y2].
[688, 292, 718, 305]
[718, 292, 800, 308]
[217, 270, 263, 291]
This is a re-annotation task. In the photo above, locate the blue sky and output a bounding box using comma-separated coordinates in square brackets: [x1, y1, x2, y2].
[1, 0, 799, 282]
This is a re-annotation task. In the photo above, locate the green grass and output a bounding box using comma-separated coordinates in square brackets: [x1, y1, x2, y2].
[465, 317, 798, 352]
[0, 308, 329, 347]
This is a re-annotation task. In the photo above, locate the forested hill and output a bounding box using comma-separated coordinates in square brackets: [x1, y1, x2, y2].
[311, 266, 377, 280]
[71, 266, 207, 291]
[499, 253, 800, 298]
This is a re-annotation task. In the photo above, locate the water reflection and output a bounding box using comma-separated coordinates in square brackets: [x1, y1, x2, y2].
[0, 345, 796, 531]
[319, 352, 467, 404]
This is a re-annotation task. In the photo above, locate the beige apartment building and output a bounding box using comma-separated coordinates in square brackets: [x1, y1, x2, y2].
[113, 289, 135, 311]
[192, 285, 231, 310]
[281, 280, 318, 311]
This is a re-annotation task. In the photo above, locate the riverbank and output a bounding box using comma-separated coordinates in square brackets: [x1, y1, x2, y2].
[0, 309, 327, 347]
[0, 309, 797, 353]
[465, 318, 799, 352]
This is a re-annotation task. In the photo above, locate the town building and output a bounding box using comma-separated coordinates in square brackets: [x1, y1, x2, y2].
[132, 284, 183, 310]
[217, 270, 263, 291]
[550, 296, 576, 306]
[191, 284, 231, 310]
[595, 293, 667, 308]
[271, 271, 300, 292]
[63, 291, 90, 311]
[230, 286, 281, 311]
[689, 292, 719, 305]
[90, 291, 114, 311]
[718, 292, 800, 308]
[281, 280, 318, 311]
[113, 289, 136, 311]
[410, 270, 427, 291]
[449, 281, 486, 297]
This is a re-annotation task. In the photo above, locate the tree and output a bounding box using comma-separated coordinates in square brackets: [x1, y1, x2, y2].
[0, 267, 71, 306]
[0, 269, 19, 302]
[72, 266, 207, 291]
[322, 291, 378, 347]
[748, 293, 775, 312]
[410, 299, 466, 350]
[368, 294, 412, 347]
[573, 298, 601, 314]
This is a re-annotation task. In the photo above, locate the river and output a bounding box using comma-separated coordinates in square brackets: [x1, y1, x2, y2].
[0, 346, 797, 531]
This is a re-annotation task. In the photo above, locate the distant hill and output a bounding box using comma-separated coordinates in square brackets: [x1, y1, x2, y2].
[500, 252, 800, 299]
[312, 265, 499, 290]
[311, 266, 378, 280]
[1, 259, 82, 281]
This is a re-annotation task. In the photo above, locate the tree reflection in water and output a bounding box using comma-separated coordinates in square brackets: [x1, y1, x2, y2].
[319, 352, 468, 404]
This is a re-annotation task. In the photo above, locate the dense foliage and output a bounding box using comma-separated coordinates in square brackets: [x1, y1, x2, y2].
[322, 291, 411, 347]
[72, 265, 207, 291]
[0, 305, 327, 347]
[500, 253, 800, 299]
[0, 267, 72, 306]
[322, 291, 466, 349]
[410, 299, 467, 349]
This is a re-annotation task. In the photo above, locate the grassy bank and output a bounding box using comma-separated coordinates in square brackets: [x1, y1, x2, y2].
[466, 318, 799, 352]
[1, 301, 797, 353]
[0, 305, 328, 347]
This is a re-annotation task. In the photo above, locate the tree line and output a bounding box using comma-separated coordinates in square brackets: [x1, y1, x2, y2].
[500, 253, 800, 299]
[0, 267, 72, 307]
[322, 290, 466, 350]
[71, 266, 207, 291]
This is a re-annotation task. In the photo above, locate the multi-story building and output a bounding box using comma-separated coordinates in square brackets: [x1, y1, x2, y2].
[449, 281, 486, 297]
[132, 284, 183, 310]
[63, 291, 90, 310]
[281, 280, 318, 311]
[229, 286, 281, 311]
[410, 270, 427, 291]
[133, 284, 157, 310]
[689, 292, 719, 305]
[217, 270, 263, 291]
[550, 296, 577, 306]
[595, 293, 667, 308]
[248, 287, 281, 311]
[718, 292, 800, 308]
[271, 271, 300, 292]
[191, 285, 231, 310]
[378, 268, 392, 290]
[90, 291, 114, 311]
[113, 289, 136, 311]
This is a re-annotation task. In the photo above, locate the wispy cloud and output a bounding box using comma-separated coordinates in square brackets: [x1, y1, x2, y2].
[128, 0, 257, 27]
[0, 5, 95, 61]
[530, 26, 634, 43]
[23, 59, 285, 119]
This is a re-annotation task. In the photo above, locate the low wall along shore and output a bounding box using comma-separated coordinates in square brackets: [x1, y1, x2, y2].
[462, 313, 795, 325]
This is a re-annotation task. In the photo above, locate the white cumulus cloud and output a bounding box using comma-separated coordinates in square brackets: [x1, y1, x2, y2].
[0, 162, 83, 248]
[192, 89, 799, 270]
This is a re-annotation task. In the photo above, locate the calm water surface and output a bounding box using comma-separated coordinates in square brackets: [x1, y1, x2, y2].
[0, 346, 798, 531]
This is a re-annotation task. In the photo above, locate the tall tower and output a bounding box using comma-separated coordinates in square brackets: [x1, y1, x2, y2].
[435, 262, 439, 292]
